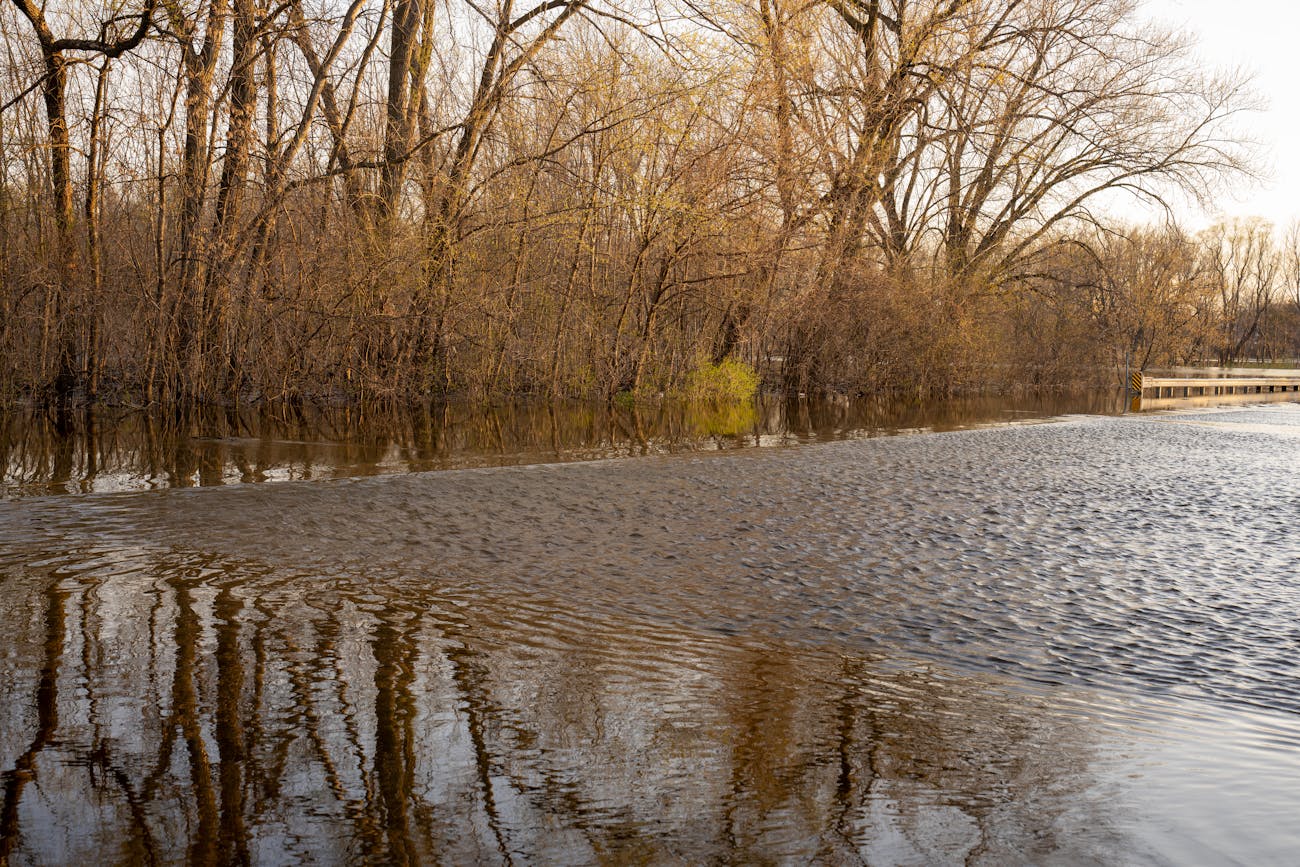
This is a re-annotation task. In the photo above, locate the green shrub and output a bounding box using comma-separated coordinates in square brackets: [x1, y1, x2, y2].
[681, 357, 760, 403]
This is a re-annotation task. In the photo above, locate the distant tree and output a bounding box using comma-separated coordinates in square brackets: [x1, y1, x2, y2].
[1203, 218, 1278, 365]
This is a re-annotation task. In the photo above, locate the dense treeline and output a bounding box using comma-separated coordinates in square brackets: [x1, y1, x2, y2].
[0, 0, 1289, 405]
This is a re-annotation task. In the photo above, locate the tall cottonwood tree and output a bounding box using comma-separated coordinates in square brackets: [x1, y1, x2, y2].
[923, 0, 1252, 282]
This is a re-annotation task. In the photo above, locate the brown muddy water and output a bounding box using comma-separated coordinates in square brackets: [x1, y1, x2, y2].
[1, 392, 1120, 497]
[2, 395, 1300, 865]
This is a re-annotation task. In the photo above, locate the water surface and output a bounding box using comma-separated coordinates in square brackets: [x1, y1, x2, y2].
[1, 391, 1119, 498]
[2, 401, 1299, 864]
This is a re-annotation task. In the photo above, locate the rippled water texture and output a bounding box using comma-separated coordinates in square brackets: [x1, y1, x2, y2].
[2, 403, 1299, 864]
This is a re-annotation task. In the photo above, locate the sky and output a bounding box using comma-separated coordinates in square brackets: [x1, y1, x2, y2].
[1141, 0, 1300, 228]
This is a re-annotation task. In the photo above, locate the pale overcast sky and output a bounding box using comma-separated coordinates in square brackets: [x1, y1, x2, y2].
[1142, 0, 1300, 227]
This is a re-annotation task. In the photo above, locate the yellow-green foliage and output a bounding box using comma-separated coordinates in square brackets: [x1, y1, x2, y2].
[681, 358, 760, 403]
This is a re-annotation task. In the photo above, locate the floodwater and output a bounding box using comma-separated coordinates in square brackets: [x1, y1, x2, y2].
[1, 392, 1120, 497]
[2, 397, 1300, 865]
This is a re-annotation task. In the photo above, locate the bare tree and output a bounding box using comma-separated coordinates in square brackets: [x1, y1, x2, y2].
[0, 0, 1265, 403]
[8, 0, 156, 395]
[1204, 217, 1278, 365]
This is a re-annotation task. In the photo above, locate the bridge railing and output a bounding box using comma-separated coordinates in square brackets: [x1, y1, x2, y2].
[1129, 370, 1300, 409]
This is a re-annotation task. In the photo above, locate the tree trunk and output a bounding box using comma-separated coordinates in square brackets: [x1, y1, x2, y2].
[379, 0, 420, 222]
[84, 60, 112, 399]
[206, 0, 257, 393]
[174, 0, 229, 394]
[39, 50, 77, 397]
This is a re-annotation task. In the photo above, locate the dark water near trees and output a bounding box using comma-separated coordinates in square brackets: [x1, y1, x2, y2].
[2, 396, 1300, 864]
[1, 392, 1120, 498]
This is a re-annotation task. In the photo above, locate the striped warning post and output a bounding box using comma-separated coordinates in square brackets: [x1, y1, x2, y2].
[1130, 371, 1143, 395]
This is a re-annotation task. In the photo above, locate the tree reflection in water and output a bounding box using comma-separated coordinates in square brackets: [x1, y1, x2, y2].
[7, 402, 1300, 863]
[0, 547, 1117, 865]
[1, 392, 1118, 497]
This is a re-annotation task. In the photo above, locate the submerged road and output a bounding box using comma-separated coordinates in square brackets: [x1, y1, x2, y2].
[2, 405, 1299, 864]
